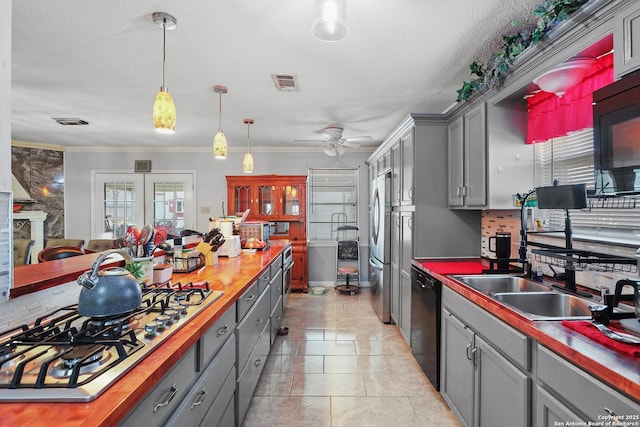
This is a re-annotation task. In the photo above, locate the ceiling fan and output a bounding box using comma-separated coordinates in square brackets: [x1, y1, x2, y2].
[295, 126, 372, 156]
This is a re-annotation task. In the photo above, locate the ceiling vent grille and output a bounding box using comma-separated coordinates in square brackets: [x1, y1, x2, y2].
[52, 118, 89, 126]
[271, 74, 299, 91]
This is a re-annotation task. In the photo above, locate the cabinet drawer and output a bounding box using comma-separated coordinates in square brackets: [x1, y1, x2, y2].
[442, 287, 530, 370]
[198, 305, 236, 370]
[537, 344, 639, 421]
[236, 322, 270, 426]
[270, 269, 283, 313]
[270, 254, 283, 275]
[236, 289, 270, 373]
[270, 295, 283, 345]
[257, 268, 271, 295]
[119, 346, 197, 427]
[203, 370, 236, 427]
[165, 335, 235, 427]
[237, 281, 259, 322]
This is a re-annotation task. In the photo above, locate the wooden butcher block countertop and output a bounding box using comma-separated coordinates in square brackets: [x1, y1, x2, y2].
[0, 240, 289, 427]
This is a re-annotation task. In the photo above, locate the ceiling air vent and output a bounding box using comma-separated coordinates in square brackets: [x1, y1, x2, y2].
[271, 74, 299, 92]
[52, 118, 89, 126]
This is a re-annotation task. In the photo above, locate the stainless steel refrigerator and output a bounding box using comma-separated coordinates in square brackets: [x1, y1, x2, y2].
[369, 173, 391, 323]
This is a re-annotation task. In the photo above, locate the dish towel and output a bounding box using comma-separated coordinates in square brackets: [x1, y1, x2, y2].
[561, 320, 640, 357]
[420, 261, 485, 275]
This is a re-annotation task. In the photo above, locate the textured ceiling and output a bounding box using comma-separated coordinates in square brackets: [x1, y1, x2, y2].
[11, 0, 545, 152]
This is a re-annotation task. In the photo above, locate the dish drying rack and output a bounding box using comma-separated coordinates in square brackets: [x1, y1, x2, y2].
[531, 248, 637, 274]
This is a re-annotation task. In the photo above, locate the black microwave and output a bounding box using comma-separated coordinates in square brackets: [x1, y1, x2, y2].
[593, 71, 640, 194]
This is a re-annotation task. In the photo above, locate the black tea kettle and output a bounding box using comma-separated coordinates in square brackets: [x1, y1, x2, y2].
[77, 249, 142, 317]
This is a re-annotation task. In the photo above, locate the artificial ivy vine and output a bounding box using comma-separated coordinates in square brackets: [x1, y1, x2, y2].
[456, 0, 590, 102]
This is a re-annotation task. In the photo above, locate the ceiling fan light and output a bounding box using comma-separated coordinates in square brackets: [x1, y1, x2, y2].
[153, 88, 176, 134]
[243, 151, 254, 173]
[311, 0, 348, 42]
[213, 131, 227, 159]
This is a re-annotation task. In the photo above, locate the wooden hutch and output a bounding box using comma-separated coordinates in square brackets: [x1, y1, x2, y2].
[226, 175, 308, 291]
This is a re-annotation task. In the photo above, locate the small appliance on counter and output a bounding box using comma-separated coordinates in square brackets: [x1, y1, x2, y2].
[217, 235, 242, 257]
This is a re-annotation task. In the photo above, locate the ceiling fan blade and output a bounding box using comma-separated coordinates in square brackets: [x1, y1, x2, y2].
[294, 139, 328, 143]
[343, 136, 372, 143]
[341, 141, 360, 148]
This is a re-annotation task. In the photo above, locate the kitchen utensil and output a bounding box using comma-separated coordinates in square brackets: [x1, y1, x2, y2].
[153, 228, 167, 246]
[76, 249, 142, 317]
[488, 232, 511, 270]
[138, 224, 154, 256]
[589, 304, 609, 325]
[592, 322, 640, 345]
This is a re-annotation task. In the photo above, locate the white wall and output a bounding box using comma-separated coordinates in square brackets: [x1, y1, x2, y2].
[0, 0, 11, 191]
[64, 148, 372, 283]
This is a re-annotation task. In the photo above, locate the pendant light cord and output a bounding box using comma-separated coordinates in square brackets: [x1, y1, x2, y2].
[162, 18, 167, 87]
[218, 93, 223, 131]
[247, 122, 251, 149]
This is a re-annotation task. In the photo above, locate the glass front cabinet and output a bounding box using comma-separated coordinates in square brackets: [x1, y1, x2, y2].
[226, 175, 308, 291]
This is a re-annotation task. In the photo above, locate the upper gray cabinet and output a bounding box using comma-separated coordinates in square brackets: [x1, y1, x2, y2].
[448, 102, 533, 209]
[614, 1, 640, 78]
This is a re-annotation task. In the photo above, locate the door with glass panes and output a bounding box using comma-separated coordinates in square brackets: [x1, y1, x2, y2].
[94, 173, 195, 239]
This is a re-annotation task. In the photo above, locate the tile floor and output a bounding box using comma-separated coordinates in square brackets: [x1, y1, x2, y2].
[242, 288, 461, 427]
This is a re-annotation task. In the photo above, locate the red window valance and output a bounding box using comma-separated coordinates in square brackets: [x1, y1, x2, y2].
[526, 53, 614, 144]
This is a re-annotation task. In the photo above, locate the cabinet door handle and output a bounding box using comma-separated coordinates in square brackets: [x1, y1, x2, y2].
[254, 358, 263, 367]
[190, 387, 208, 410]
[216, 325, 229, 337]
[471, 347, 477, 366]
[604, 407, 616, 416]
[466, 344, 472, 361]
[408, 187, 413, 200]
[153, 383, 178, 413]
[256, 317, 264, 325]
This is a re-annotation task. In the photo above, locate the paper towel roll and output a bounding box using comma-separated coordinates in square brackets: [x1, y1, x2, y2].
[220, 221, 234, 238]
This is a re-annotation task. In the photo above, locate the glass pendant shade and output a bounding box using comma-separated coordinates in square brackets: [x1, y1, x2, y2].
[311, 0, 348, 42]
[153, 87, 176, 134]
[213, 131, 228, 159]
[243, 152, 254, 173]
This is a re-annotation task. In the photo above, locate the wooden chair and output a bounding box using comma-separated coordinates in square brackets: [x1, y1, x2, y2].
[37, 246, 85, 262]
[13, 239, 35, 266]
[45, 239, 85, 251]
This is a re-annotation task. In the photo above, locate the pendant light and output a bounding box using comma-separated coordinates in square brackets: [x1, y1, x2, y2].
[311, 0, 349, 42]
[152, 12, 177, 134]
[212, 85, 228, 159]
[243, 119, 255, 173]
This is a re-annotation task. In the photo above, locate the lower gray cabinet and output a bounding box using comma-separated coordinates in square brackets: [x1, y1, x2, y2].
[236, 320, 270, 425]
[441, 287, 531, 427]
[119, 346, 197, 426]
[441, 308, 474, 427]
[165, 334, 236, 426]
[535, 344, 639, 424]
[536, 385, 583, 427]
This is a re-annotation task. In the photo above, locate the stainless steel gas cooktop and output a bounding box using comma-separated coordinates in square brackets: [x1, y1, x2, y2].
[0, 281, 222, 402]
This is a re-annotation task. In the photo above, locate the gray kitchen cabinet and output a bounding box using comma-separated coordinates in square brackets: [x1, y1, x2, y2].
[236, 284, 270, 378]
[448, 103, 532, 209]
[447, 116, 464, 207]
[535, 344, 640, 425]
[390, 142, 401, 206]
[398, 210, 413, 344]
[536, 385, 583, 427]
[447, 102, 486, 208]
[442, 287, 532, 427]
[390, 211, 400, 325]
[237, 320, 270, 425]
[614, 1, 640, 78]
[165, 334, 236, 427]
[400, 130, 414, 206]
[441, 308, 474, 427]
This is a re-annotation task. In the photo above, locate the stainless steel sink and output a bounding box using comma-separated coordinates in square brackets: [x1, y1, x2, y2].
[454, 275, 551, 295]
[493, 292, 593, 320]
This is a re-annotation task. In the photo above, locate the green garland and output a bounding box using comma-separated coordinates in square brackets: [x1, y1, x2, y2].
[456, 0, 590, 102]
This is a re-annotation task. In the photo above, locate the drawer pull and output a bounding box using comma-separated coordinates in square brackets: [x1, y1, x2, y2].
[604, 407, 616, 416]
[153, 383, 178, 413]
[190, 387, 208, 410]
[256, 317, 264, 325]
[246, 294, 256, 302]
[465, 344, 472, 361]
[254, 358, 263, 367]
[216, 325, 229, 337]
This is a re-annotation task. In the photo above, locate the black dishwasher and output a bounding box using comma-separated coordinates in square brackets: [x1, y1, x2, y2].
[410, 266, 442, 390]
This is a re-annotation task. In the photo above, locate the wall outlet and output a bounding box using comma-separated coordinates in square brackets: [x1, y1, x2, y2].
[200, 206, 211, 214]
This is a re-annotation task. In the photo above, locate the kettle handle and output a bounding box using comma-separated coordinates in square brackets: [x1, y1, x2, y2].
[77, 249, 134, 290]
